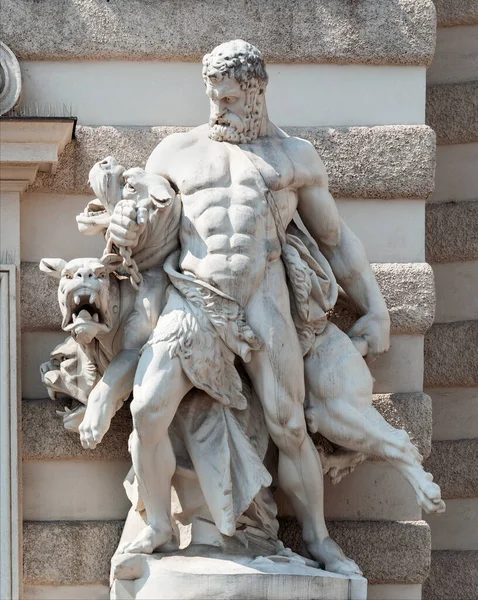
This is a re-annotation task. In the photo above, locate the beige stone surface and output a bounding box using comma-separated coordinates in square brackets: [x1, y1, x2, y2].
[427, 25, 478, 85]
[431, 142, 478, 202]
[424, 321, 478, 387]
[371, 392, 432, 458]
[20, 193, 104, 263]
[24, 585, 110, 599]
[425, 498, 478, 550]
[21, 331, 68, 399]
[23, 519, 430, 586]
[23, 393, 430, 462]
[428, 387, 478, 440]
[23, 520, 124, 585]
[372, 263, 435, 334]
[0, 0, 436, 65]
[426, 82, 478, 145]
[370, 335, 424, 393]
[433, 261, 478, 323]
[277, 460, 422, 521]
[21, 261, 435, 334]
[423, 550, 478, 600]
[21, 263, 62, 331]
[19, 61, 426, 128]
[22, 399, 131, 461]
[368, 584, 421, 600]
[426, 200, 478, 263]
[23, 460, 131, 521]
[29, 125, 436, 200]
[337, 199, 426, 263]
[279, 519, 431, 584]
[434, 0, 478, 27]
[423, 439, 478, 499]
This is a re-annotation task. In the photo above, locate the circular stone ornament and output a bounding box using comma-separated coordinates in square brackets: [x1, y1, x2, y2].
[0, 42, 22, 115]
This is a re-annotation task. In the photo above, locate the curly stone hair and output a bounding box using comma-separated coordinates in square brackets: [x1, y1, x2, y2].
[202, 39, 268, 89]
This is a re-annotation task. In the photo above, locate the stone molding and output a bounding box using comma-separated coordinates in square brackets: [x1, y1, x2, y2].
[21, 261, 435, 335]
[423, 550, 478, 600]
[23, 392, 432, 462]
[0, 0, 436, 66]
[426, 200, 478, 263]
[433, 0, 478, 27]
[424, 439, 478, 499]
[426, 82, 478, 145]
[424, 321, 478, 387]
[29, 125, 436, 199]
[0, 119, 75, 192]
[23, 519, 431, 586]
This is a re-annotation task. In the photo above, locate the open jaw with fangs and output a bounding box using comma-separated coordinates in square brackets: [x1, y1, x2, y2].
[40, 255, 124, 346]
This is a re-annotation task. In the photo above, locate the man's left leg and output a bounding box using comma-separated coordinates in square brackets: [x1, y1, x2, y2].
[244, 260, 361, 575]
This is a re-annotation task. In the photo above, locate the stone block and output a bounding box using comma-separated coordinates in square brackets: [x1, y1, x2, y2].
[434, 1, 478, 27]
[23, 519, 430, 586]
[423, 439, 478, 499]
[22, 261, 435, 334]
[428, 387, 478, 440]
[23, 392, 431, 461]
[0, 0, 436, 65]
[426, 200, 478, 264]
[424, 498, 478, 550]
[426, 82, 478, 145]
[427, 25, 478, 85]
[24, 585, 110, 599]
[23, 520, 124, 585]
[431, 142, 478, 203]
[433, 262, 478, 323]
[423, 550, 478, 600]
[279, 519, 431, 584]
[424, 321, 478, 387]
[22, 399, 131, 461]
[29, 125, 436, 200]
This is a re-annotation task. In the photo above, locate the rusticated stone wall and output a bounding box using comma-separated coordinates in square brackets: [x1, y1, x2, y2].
[423, 3, 478, 599]
[0, 2, 440, 599]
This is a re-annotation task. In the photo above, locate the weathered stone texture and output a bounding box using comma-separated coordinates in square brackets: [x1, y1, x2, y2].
[25, 393, 430, 461]
[0, 0, 436, 65]
[423, 439, 478, 499]
[30, 125, 436, 199]
[372, 263, 435, 334]
[424, 321, 478, 387]
[23, 520, 124, 585]
[426, 200, 478, 264]
[279, 519, 431, 584]
[423, 550, 478, 600]
[22, 399, 131, 461]
[21, 262, 62, 331]
[23, 519, 430, 585]
[372, 392, 432, 459]
[22, 261, 435, 334]
[434, 0, 478, 27]
[426, 82, 478, 145]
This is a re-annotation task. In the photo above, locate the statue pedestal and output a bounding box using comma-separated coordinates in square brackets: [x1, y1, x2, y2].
[110, 549, 367, 600]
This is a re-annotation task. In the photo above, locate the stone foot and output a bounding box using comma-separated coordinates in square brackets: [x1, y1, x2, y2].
[415, 472, 446, 514]
[122, 525, 174, 555]
[305, 537, 362, 576]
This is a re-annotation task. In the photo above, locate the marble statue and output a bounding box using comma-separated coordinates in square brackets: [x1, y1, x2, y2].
[40, 40, 445, 599]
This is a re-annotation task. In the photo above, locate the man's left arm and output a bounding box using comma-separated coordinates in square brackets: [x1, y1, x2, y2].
[296, 146, 390, 362]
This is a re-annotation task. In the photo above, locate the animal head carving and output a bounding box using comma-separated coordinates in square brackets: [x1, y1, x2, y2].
[40, 336, 99, 404]
[39, 254, 123, 345]
[77, 156, 176, 236]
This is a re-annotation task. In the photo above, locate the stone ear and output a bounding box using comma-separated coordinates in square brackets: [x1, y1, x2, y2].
[39, 258, 67, 279]
[101, 253, 124, 273]
[149, 185, 173, 208]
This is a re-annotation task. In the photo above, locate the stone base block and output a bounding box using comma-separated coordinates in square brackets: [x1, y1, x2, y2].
[110, 551, 367, 600]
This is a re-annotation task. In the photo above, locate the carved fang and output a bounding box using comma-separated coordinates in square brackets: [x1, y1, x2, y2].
[74, 295, 81, 305]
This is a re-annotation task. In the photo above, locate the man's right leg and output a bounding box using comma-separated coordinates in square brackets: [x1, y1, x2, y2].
[126, 342, 193, 554]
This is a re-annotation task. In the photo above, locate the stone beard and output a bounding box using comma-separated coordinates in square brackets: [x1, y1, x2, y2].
[207, 81, 266, 144]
